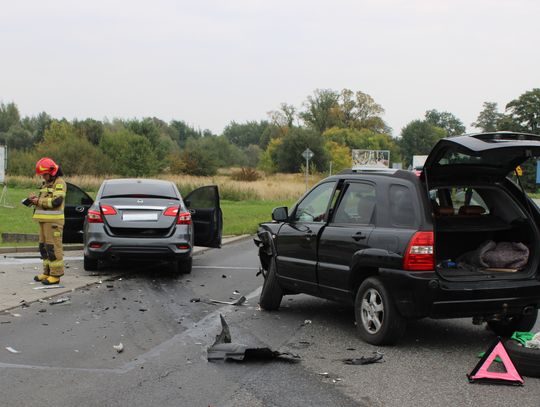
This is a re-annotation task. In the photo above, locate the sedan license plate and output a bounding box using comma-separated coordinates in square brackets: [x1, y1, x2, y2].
[122, 212, 158, 221]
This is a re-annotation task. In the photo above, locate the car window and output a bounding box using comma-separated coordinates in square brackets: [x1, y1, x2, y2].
[294, 182, 336, 223]
[333, 183, 376, 225]
[430, 187, 490, 215]
[389, 184, 416, 227]
[65, 183, 93, 206]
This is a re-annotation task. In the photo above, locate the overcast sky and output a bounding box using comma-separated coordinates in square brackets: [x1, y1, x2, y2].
[1, 0, 539, 136]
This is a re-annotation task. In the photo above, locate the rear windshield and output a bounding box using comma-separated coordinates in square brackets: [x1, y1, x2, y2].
[101, 180, 178, 199]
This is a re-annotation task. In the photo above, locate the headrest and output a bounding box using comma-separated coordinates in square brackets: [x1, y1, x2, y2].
[458, 205, 486, 216]
[435, 206, 454, 216]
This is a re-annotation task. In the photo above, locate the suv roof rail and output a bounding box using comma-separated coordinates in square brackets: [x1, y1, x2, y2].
[339, 167, 398, 175]
[461, 131, 540, 142]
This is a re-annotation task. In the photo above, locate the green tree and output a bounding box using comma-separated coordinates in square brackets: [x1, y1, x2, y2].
[472, 102, 502, 132]
[6, 149, 38, 176]
[272, 128, 329, 172]
[258, 138, 282, 174]
[244, 144, 262, 167]
[300, 89, 341, 133]
[37, 121, 113, 175]
[178, 138, 218, 176]
[399, 120, 446, 167]
[170, 120, 202, 148]
[99, 129, 156, 176]
[222, 120, 270, 147]
[338, 89, 387, 133]
[20, 112, 52, 144]
[424, 109, 465, 137]
[0, 102, 20, 133]
[74, 118, 104, 145]
[0, 125, 33, 150]
[325, 141, 352, 173]
[505, 88, 540, 133]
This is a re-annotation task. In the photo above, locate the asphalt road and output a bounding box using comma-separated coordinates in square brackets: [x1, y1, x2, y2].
[1, 239, 539, 406]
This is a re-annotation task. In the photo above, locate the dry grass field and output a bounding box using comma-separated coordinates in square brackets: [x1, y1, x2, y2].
[5, 171, 324, 201]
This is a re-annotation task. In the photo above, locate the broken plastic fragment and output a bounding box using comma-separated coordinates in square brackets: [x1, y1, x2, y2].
[49, 297, 70, 305]
[113, 343, 124, 353]
[343, 352, 384, 365]
[6, 347, 19, 354]
[209, 296, 246, 306]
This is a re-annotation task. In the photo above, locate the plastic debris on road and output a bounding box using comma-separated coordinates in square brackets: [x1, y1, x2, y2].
[49, 297, 70, 305]
[207, 314, 300, 363]
[113, 343, 124, 353]
[33, 285, 65, 290]
[6, 347, 19, 354]
[209, 296, 246, 306]
[343, 352, 384, 365]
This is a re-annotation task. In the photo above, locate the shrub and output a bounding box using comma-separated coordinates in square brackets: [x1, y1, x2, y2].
[231, 167, 261, 182]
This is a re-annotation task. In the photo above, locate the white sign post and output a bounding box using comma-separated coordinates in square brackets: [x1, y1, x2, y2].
[0, 145, 11, 207]
[302, 148, 314, 191]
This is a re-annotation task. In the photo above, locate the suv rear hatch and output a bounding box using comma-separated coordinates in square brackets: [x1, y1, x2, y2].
[423, 132, 540, 281]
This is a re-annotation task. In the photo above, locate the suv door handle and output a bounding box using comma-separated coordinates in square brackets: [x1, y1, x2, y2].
[305, 230, 315, 240]
[352, 232, 366, 241]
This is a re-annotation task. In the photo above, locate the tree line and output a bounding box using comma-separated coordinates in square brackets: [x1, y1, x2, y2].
[1, 88, 539, 180]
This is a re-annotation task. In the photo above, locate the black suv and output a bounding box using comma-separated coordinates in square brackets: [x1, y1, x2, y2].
[255, 132, 540, 345]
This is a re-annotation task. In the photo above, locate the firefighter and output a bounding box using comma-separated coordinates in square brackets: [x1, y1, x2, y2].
[29, 157, 66, 285]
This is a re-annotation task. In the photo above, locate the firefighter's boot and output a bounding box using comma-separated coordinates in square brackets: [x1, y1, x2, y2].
[34, 274, 49, 282]
[42, 276, 61, 285]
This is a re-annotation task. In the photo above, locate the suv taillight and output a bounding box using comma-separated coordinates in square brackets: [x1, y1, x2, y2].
[164, 206, 192, 225]
[403, 231, 434, 271]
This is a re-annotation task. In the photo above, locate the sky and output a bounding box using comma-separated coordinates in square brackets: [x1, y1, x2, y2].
[1, 0, 539, 136]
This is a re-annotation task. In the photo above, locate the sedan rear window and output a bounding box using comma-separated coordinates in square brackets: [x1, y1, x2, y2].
[101, 180, 178, 199]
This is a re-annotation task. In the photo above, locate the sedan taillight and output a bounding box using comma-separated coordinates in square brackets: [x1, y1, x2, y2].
[87, 209, 103, 223]
[164, 206, 192, 225]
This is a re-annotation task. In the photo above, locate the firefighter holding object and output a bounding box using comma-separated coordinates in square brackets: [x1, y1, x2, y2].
[29, 157, 66, 285]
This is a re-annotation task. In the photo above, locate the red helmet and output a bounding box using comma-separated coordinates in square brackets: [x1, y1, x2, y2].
[35, 157, 59, 176]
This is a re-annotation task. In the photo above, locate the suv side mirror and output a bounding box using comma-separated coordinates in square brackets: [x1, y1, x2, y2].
[272, 207, 288, 222]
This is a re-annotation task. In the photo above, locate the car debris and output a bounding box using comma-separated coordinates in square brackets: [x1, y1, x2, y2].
[209, 296, 246, 306]
[6, 347, 19, 354]
[113, 342, 124, 353]
[302, 320, 312, 326]
[49, 297, 70, 305]
[190, 298, 201, 303]
[207, 315, 300, 363]
[343, 352, 384, 365]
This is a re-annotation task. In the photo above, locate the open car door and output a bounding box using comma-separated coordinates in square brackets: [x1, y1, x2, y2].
[63, 183, 93, 243]
[185, 185, 222, 248]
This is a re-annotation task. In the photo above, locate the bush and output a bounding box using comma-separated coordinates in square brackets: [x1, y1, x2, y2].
[231, 167, 261, 182]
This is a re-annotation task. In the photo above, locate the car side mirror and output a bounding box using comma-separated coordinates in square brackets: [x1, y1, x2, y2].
[184, 199, 191, 208]
[272, 207, 288, 222]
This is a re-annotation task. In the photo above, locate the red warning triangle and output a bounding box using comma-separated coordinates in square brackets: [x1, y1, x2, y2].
[468, 337, 524, 386]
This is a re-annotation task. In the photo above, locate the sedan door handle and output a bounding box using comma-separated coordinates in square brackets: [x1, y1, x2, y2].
[75, 206, 85, 213]
[352, 232, 366, 241]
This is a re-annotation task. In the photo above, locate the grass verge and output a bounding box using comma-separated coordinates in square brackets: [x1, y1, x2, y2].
[0, 187, 294, 246]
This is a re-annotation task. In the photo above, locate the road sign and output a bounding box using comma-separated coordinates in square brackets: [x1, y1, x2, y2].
[302, 148, 314, 161]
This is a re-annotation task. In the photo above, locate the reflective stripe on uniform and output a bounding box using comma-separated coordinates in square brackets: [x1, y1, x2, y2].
[33, 212, 65, 220]
[40, 188, 54, 193]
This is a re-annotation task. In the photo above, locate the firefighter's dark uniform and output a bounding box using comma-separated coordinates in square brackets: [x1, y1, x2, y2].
[33, 177, 66, 279]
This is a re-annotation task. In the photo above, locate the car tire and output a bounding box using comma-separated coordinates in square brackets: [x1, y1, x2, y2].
[259, 257, 283, 311]
[173, 257, 192, 274]
[487, 310, 538, 337]
[84, 255, 99, 272]
[504, 339, 540, 377]
[354, 276, 406, 346]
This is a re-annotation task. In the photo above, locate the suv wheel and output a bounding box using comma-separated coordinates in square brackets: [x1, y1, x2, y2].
[84, 255, 99, 271]
[354, 276, 406, 345]
[259, 257, 283, 310]
[487, 309, 538, 337]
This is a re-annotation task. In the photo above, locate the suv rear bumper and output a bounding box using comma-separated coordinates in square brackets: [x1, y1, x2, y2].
[381, 269, 540, 318]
